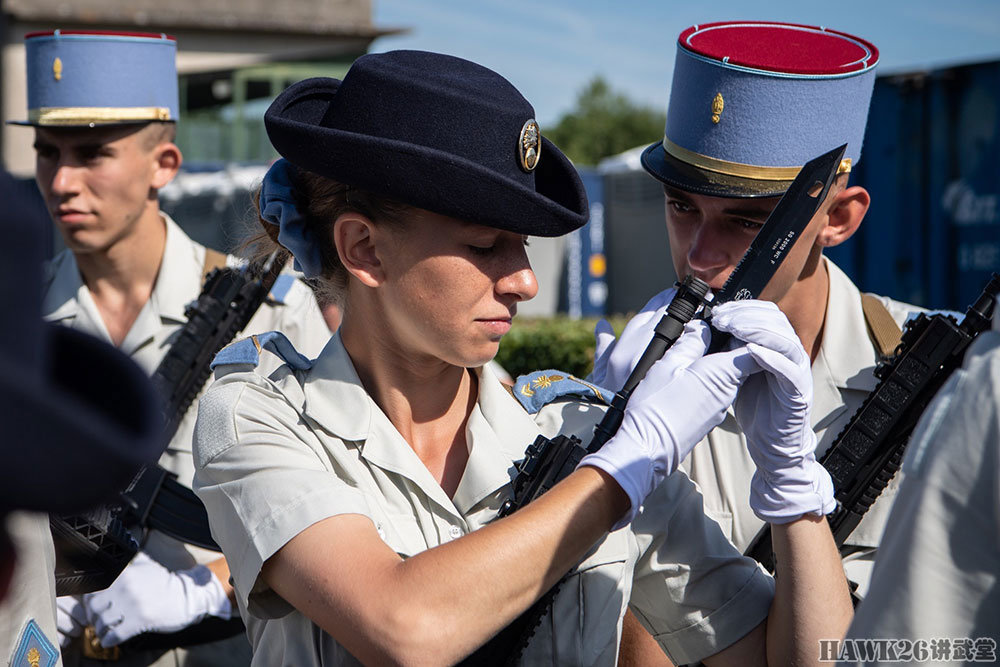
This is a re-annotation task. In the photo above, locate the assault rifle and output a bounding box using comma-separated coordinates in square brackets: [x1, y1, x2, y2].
[51, 253, 285, 597]
[459, 145, 847, 666]
[745, 272, 1000, 571]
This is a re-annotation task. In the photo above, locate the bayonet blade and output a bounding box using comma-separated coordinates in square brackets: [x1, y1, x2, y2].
[712, 143, 847, 305]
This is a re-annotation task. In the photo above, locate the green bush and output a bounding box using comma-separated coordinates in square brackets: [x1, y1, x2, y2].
[495, 315, 631, 380]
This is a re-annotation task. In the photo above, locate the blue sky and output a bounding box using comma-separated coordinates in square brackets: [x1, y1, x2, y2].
[369, 0, 1000, 126]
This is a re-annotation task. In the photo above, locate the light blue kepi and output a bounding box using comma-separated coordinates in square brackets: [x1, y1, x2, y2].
[10, 29, 178, 127]
[642, 21, 879, 198]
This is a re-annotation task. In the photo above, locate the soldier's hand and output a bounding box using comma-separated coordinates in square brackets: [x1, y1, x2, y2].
[711, 300, 836, 523]
[55, 595, 86, 647]
[579, 319, 759, 527]
[82, 551, 231, 647]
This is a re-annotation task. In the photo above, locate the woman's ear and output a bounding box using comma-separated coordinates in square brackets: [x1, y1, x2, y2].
[334, 213, 384, 287]
[818, 185, 870, 248]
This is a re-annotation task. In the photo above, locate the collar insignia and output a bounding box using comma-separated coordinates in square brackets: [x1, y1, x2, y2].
[518, 119, 541, 172]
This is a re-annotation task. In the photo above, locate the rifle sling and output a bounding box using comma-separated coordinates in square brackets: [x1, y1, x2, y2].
[202, 248, 227, 281]
[861, 293, 902, 357]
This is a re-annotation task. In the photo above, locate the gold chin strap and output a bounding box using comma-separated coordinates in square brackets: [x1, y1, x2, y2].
[29, 106, 172, 125]
[663, 138, 854, 180]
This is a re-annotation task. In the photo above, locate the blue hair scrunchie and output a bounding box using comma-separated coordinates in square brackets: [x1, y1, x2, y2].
[259, 158, 324, 279]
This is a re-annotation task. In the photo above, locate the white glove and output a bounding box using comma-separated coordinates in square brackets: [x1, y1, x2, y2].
[579, 319, 759, 527]
[589, 287, 678, 391]
[82, 551, 231, 648]
[711, 300, 836, 523]
[55, 595, 87, 647]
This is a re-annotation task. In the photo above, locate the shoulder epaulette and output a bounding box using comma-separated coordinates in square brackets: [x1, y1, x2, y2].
[512, 369, 614, 414]
[268, 273, 297, 305]
[211, 331, 313, 371]
[11, 618, 58, 667]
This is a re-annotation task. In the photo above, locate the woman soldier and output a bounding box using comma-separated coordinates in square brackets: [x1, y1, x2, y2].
[192, 50, 851, 666]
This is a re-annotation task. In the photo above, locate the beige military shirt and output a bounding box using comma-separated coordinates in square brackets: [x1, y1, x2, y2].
[679, 257, 922, 594]
[842, 332, 1000, 665]
[42, 214, 330, 665]
[0, 512, 61, 667]
[193, 333, 774, 666]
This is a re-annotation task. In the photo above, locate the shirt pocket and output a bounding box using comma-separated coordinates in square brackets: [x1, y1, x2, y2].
[539, 529, 630, 665]
[703, 508, 734, 543]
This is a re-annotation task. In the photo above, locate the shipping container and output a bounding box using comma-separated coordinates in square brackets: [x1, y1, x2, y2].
[830, 59, 1000, 311]
[594, 149, 678, 315]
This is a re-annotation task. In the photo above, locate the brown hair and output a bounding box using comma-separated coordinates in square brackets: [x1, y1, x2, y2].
[245, 164, 412, 307]
[140, 121, 177, 149]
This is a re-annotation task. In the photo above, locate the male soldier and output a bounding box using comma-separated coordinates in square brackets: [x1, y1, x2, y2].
[594, 21, 922, 599]
[11, 30, 330, 665]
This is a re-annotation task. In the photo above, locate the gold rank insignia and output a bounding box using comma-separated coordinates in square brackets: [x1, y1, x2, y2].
[518, 373, 565, 397]
[518, 119, 541, 172]
[52, 57, 62, 81]
[711, 92, 724, 124]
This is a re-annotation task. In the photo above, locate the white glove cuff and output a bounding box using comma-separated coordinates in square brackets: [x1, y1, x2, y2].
[578, 440, 667, 531]
[179, 565, 233, 622]
[749, 457, 836, 524]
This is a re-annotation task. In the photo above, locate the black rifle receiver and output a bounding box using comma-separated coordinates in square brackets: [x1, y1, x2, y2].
[51, 254, 285, 596]
[745, 272, 1000, 571]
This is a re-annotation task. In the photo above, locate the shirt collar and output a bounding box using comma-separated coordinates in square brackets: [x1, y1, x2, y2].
[41, 213, 199, 327]
[153, 213, 205, 324]
[451, 364, 543, 513]
[42, 250, 83, 323]
[300, 333, 374, 442]
[301, 335, 457, 516]
[302, 336, 541, 516]
[816, 256, 880, 393]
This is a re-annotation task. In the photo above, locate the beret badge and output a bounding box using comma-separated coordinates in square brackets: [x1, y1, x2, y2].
[518, 119, 541, 172]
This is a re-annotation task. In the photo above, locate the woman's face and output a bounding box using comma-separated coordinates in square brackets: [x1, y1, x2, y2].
[373, 209, 538, 368]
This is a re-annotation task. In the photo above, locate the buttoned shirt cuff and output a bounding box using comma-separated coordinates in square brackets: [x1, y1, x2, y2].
[653, 566, 774, 665]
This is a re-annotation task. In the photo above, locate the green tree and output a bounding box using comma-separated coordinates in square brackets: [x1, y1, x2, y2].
[546, 76, 665, 166]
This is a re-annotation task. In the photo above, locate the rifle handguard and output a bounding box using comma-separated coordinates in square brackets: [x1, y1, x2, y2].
[745, 273, 999, 571]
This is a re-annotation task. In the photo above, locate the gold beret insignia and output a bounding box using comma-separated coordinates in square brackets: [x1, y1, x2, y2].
[518, 119, 541, 172]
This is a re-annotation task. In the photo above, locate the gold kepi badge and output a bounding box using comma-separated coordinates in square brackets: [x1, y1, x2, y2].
[711, 92, 724, 124]
[518, 119, 541, 172]
[53, 57, 63, 81]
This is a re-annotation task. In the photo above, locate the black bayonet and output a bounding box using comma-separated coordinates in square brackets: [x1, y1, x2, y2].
[710, 143, 847, 306]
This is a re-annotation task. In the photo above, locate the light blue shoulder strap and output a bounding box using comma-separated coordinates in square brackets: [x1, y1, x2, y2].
[512, 369, 614, 414]
[211, 331, 313, 371]
[268, 273, 297, 305]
